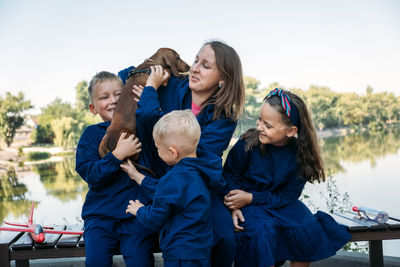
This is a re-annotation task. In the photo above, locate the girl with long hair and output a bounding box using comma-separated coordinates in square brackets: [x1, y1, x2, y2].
[223, 89, 351, 267]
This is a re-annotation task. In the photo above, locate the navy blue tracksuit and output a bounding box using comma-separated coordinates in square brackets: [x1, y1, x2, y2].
[76, 122, 156, 267]
[136, 156, 224, 267]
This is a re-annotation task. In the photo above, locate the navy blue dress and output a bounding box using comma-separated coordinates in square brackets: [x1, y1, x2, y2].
[223, 138, 351, 266]
[119, 66, 236, 267]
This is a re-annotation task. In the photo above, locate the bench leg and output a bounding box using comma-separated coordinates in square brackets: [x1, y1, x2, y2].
[0, 244, 11, 267]
[369, 240, 384, 267]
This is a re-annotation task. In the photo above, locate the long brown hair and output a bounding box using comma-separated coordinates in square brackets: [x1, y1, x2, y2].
[243, 90, 325, 183]
[205, 41, 245, 121]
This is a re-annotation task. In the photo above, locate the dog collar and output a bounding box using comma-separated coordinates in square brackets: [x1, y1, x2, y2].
[126, 68, 151, 80]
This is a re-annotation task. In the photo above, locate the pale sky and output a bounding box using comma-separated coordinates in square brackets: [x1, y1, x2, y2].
[1, 0, 399, 112]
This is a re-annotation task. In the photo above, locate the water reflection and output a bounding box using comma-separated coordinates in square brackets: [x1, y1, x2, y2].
[321, 127, 400, 173]
[0, 200, 33, 226]
[32, 157, 87, 201]
[0, 157, 88, 224]
[0, 167, 27, 200]
[0, 167, 29, 222]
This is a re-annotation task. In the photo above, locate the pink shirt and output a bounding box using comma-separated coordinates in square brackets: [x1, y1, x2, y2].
[191, 102, 201, 116]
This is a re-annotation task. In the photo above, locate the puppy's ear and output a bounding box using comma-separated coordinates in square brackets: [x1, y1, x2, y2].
[163, 53, 179, 77]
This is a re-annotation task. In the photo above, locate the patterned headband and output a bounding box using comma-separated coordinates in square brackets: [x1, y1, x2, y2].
[264, 88, 301, 130]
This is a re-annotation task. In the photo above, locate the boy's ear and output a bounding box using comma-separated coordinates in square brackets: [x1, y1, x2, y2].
[89, 103, 98, 115]
[286, 126, 298, 138]
[169, 146, 179, 159]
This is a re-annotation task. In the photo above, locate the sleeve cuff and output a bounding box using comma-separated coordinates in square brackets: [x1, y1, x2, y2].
[250, 191, 265, 205]
[104, 151, 123, 166]
[141, 86, 158, 99]
[136, 206, 156, 232]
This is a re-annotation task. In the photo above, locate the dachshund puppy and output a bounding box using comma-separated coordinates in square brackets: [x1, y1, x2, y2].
[98, 48, 190, 167]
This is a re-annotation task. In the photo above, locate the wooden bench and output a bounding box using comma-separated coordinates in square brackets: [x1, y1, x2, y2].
[0, 225, 85, 267]
[1, 217, 400, 267]
[331, 212, 400, 267]
[0, 224, 162, 267]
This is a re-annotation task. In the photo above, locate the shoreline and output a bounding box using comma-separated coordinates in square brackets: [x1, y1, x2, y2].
[0, 146, 74, 174]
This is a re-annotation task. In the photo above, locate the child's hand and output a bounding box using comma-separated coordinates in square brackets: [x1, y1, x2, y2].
[112, 132, 141, 160]
[145, 65, 170, 89]
[132, 85, 144, 103]
[224, 189, 253, 210]
[121, 159, 145, 185]
[126, 199, 144, 216]
[232, 209, 245, 232]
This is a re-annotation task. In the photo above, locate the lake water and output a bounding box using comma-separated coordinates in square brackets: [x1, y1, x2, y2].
[1, 127, 399, 257]
[302, 127, 400, 257]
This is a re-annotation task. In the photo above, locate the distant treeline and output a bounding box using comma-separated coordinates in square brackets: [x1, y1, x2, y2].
[236, 77, 399, 136]
[1, 78, 398, 149]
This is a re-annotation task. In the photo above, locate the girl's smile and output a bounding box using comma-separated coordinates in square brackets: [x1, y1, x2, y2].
[257, 102, 296, 146]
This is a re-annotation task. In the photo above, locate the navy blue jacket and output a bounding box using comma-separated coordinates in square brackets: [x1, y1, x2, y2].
[118, 66, 236, 197]
[136, 156, 222, 260]
[75, 121, 145, 220]
[223, 138, 306, 208]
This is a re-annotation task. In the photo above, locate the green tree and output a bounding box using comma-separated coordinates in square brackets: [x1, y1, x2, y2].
[33, 98, 76, 144]
[304, 85, 339, 130]
[0, 92, 32, 147]
[32, 124, 54, 144]
[243, 77, 264, 118]
[75, 80, 90, 110]
[51, 117, 83, 148]
[236, 77, 266, 136]
[335, 93, 363, 127]
[34, 84, 101, 148]
[38, 98, 76, 125]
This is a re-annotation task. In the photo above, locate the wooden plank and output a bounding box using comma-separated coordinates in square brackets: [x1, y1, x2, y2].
[332, 212, 389, 232]
[0, 230, 24, 244]
[331, 212, 369, 232]
[366, 222, 388, 232]
[386, 218, 400, 230]
[56, 224, 83, 248]
[11, 232, 34, 250]
[388, 224, 400, 230]
[350, 229, 400, 241]
[34, 225, 65, 249]
[10, 247, 85, 260]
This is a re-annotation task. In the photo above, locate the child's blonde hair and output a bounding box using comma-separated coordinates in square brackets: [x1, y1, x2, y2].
[88, 71, 123, 101]
[153, 110, 201, 155]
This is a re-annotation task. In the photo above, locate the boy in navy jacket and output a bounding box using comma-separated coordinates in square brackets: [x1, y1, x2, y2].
[75, 71, 156, 267]
[124, 110, 224, 267]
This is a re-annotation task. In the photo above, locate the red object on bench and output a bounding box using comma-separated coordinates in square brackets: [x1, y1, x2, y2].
[0, 203, 83, 244]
